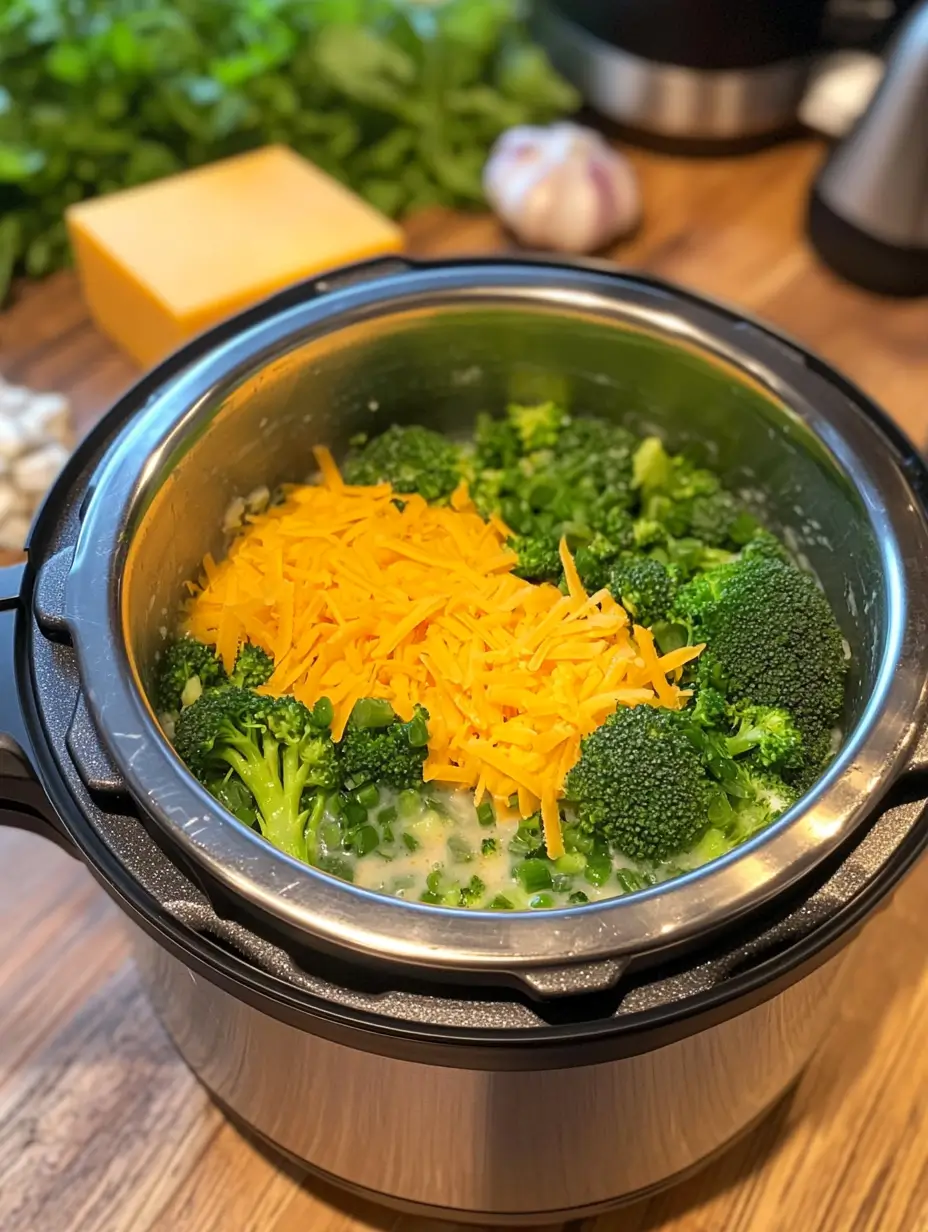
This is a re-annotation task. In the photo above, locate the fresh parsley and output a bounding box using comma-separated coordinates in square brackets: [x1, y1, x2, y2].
[0, 0, 578, 300]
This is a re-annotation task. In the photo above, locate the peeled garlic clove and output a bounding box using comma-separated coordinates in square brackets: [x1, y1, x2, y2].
[483, 122, 641, 255]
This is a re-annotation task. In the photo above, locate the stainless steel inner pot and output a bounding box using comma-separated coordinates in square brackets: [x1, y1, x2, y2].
[60, 257, 928, 994]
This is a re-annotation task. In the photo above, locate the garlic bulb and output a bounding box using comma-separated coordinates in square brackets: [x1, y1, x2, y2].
[483, 122, 641, 254]
[0, 377, 72, 551]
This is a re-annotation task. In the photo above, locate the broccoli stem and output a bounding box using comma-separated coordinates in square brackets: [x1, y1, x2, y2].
[304, 791, 328, 867]
[219, 734, 310, 861]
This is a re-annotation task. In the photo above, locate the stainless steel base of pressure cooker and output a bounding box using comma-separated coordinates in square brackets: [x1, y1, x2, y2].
[4, 256, 928, 1222]
[134, 925, 846, 1221]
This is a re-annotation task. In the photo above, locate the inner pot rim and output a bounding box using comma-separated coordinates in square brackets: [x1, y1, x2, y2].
[62, 259, 928, 978]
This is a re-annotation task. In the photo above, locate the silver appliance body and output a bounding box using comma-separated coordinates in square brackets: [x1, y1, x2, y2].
[808, 0, 928, 295]
[3, 258, 928, 1223]
[534, 2, 814, 141]
[135, 926, 848, 1220]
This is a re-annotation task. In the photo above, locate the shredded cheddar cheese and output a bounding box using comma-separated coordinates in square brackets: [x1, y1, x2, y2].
[184, 446, 703, 856]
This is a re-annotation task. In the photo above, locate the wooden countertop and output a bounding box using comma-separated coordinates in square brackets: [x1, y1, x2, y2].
[2, 139, 928, 1232]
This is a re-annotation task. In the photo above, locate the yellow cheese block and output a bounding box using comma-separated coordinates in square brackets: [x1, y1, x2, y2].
[66, 145, 405, 368]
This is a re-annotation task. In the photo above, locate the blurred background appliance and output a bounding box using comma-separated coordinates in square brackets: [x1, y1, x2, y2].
[808, 0, 928, 295]
[533, 0, 918, 144]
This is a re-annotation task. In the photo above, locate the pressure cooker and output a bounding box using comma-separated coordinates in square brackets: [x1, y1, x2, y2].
[3, 257, 928, 1224]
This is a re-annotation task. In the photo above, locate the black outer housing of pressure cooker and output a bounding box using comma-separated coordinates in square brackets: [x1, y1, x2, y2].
[2, 257, 928, 1219]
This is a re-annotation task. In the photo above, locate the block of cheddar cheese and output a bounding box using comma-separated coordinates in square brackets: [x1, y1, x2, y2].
[66, 145, 405, 368]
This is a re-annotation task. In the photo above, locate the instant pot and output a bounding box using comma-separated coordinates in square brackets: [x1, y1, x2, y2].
[4, 257, 928, 1224]
[533, 0, 918, 144]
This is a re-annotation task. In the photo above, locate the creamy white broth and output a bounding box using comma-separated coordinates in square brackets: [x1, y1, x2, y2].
[311, 783, 671, 911]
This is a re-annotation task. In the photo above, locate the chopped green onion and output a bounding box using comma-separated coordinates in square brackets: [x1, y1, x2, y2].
[476, 800, 495, 828]
[405, 709, 430, 747]
[616, 868, 648, 893]
[402, 831, 420, 852]
[567, 890, 589, 905]
[584, 854, 613, 887]
[351, 697, 396, 729]
[397, 789, 422, 818]
[447, 834, 473, 864]
[481, 836, 498, 856]
[489, 894, 514, 910]
[515, 858, 553, 893]
[356, 783, 380, 810]
[529, 892, 555, 909]
[343, 800, 367, 828]
[312, 696, 334, 728]
[352, 825, 379, 856]
[377, 805, 398, 826]
[555, 852, 586, 875]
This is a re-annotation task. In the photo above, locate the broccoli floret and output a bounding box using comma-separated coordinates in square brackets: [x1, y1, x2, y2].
[573, 532, 626, 592]
[632, 436, 756, 548]
[174, 687, 340, 861]
[473, 411, 522, 470]
[343, 425, 463, 502]
[565, 705, 714, 863]
[156, 636, 226, 714]
[675, 553, 847, 781]
[507, 401, 567, 453]
[471, 413, 637, 543]
[510, 533, 562, 583]
[688, 490, 758, 548]
[726, 701, 804, 771]
[229, 642, 274, 689]
[339, 699, 430, 790]
[689, 686, 729, 730]
[727, 766, 801, 842]
[741, 530, 791, 563]
[608, 556, 680, 627]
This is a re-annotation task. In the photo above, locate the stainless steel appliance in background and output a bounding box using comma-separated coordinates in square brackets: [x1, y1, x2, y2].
[808, 0, 928, 295]
[533, 0, 917, 143]
[3, 257, 928, 1223]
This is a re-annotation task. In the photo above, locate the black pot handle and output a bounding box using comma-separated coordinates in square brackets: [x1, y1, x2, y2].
[0, 562, 77, 856]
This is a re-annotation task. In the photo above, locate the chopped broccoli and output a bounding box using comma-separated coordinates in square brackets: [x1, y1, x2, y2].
[675, 553, 847, 782]
[565, 705, 714, 863]
[343, 424, 463, 502]
[688, 489, 758, 548]
[689, 686, 729, 731]
[631, 436, 756, 548]
[472, 410, 522, 470]
[724, 766, 801, 845]
[339, 699, 430, 790]
[741, 529, 791, 563]
[509, 533, 562, 583]
[156, 636, 226, 714]
[174, 687, 340, 861]
[607, 556, 680, 627]
[726, 702, 804, 771]
[508, 401, 568, 453]
[470, 410, 637, 544]
[229, 642, 274, 689]
[632, 436, 674, 494]
[573, 532, 627, 593]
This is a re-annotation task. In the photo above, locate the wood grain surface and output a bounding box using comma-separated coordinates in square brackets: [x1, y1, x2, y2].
[2, 138, 928, 1232]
